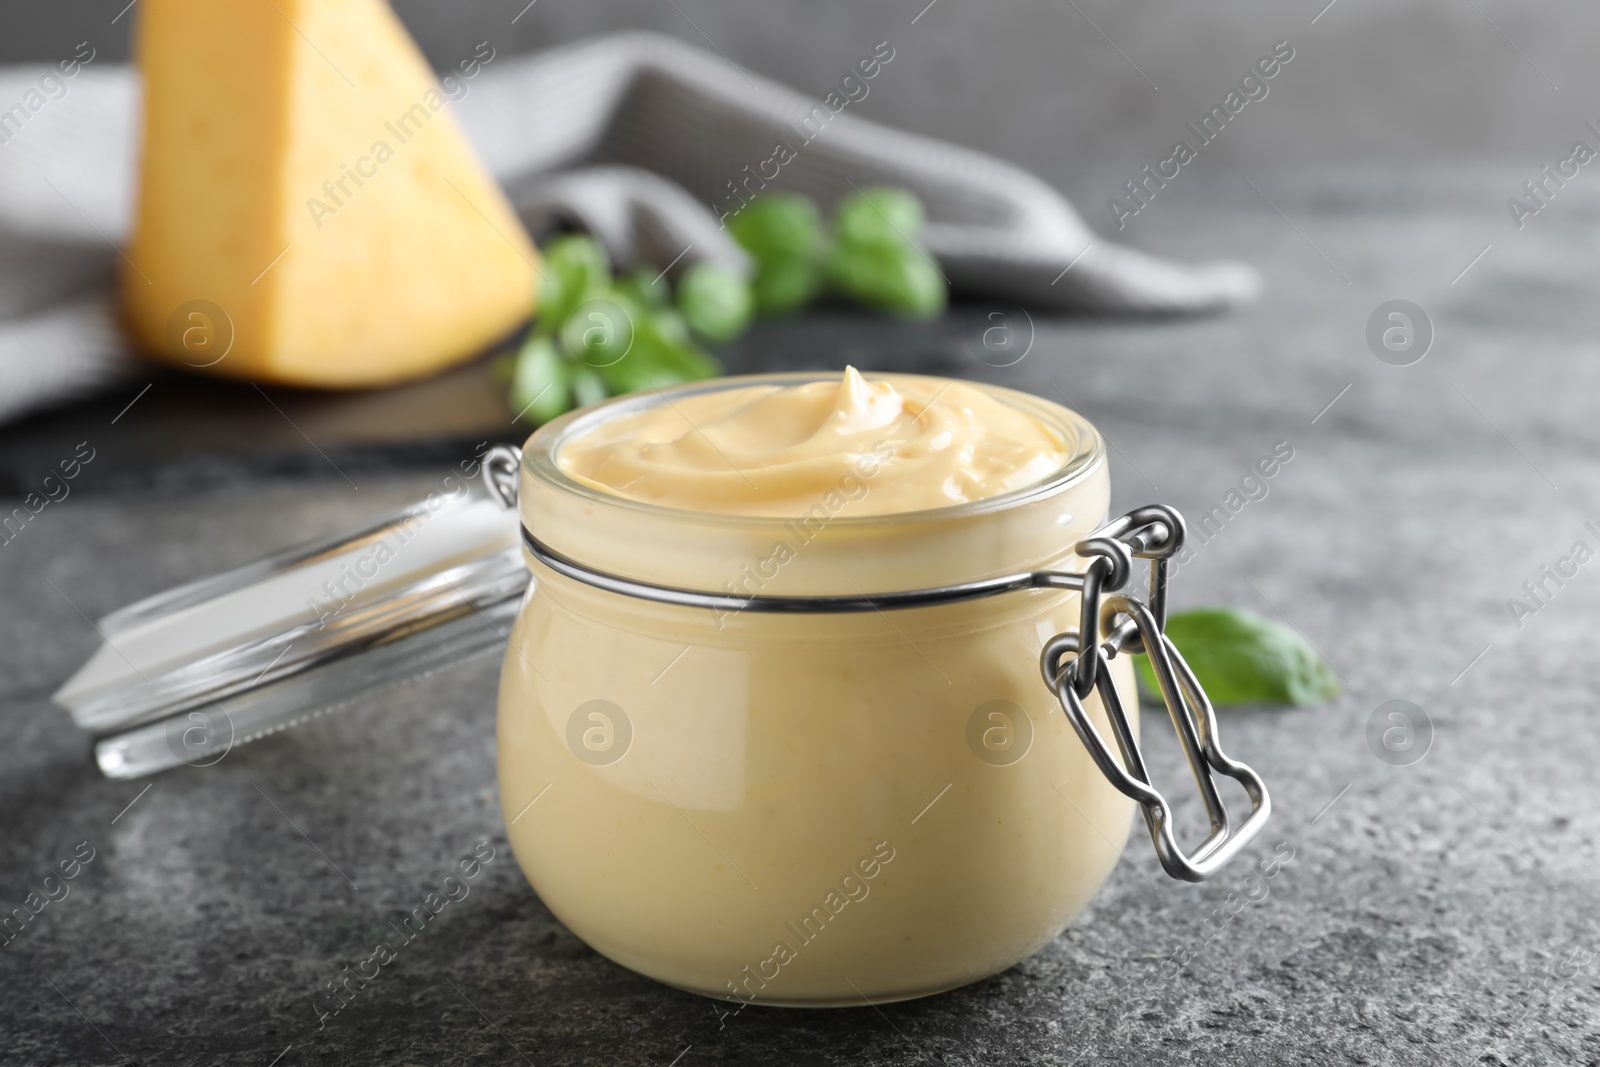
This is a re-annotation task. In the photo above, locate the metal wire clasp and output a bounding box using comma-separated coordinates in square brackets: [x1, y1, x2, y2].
[1040, 506, 1271, 882]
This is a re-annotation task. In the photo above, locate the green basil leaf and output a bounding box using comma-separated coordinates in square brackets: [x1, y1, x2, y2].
[751, 257, 824, 317]
[834, 187, 926, 249]
[509, 335, 571, 424]
[539, 234, 611, 328]
[652, 337, 721, 381]
[597, 311, 721, 395]
[645, 306, 692, 347]
[676, 262, 754, 343]
[616, 266, 670, 309]
[561, 290, 639, 369]
[1133, 607, 1341, 708]
[569, 364, 609, 410]
[729, 193, 826, 264]
[825, 243, 946, 319]
[593, 346, 660, 395]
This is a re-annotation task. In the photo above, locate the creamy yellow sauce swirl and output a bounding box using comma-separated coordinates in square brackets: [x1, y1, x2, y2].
[557, 368, 1068, 517]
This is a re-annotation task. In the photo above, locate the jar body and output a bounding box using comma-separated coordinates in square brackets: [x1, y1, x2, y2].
[497, 372, 1135, 1005]
[497, 572, 1137, 1005]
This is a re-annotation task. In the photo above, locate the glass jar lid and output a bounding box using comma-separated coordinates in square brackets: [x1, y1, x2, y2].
[53, 465, 526, 779]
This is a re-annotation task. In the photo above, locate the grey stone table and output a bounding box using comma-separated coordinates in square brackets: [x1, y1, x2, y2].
[2, 170, 1597, 1066]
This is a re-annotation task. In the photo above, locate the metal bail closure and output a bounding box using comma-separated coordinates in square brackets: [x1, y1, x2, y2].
[1040, 507, 1271, 882]
[483, 443, 521, 508]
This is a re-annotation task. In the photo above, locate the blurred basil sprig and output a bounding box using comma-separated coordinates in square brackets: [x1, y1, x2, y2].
[1134, 607, 1341, 708]
[732, 186, 947, 320]
[508, 235, 739, 423]
[506, 187, 947, 422]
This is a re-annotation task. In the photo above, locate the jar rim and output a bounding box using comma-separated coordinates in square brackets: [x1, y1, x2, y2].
[520, 371, 1107, 529]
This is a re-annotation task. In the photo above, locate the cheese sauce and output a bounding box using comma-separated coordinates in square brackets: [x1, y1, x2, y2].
[557, 367, 1069, 516]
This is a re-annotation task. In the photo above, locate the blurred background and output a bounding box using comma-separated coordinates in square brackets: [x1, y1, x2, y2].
[1, 0, 1583, 486]
[0, 0, 1586, 191]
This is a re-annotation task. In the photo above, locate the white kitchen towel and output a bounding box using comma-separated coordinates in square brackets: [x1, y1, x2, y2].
[0, 31, 1257, 426]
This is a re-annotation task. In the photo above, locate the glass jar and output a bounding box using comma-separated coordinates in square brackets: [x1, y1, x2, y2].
[54, 370, 1267, 1007]
[499, 373, 1140, 1006]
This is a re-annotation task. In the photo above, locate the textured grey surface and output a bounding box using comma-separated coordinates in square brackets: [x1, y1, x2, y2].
[2, 171, 1599, 1065]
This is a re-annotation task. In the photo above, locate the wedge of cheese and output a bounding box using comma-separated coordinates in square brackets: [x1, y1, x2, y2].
[124, 0, 538, 387]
